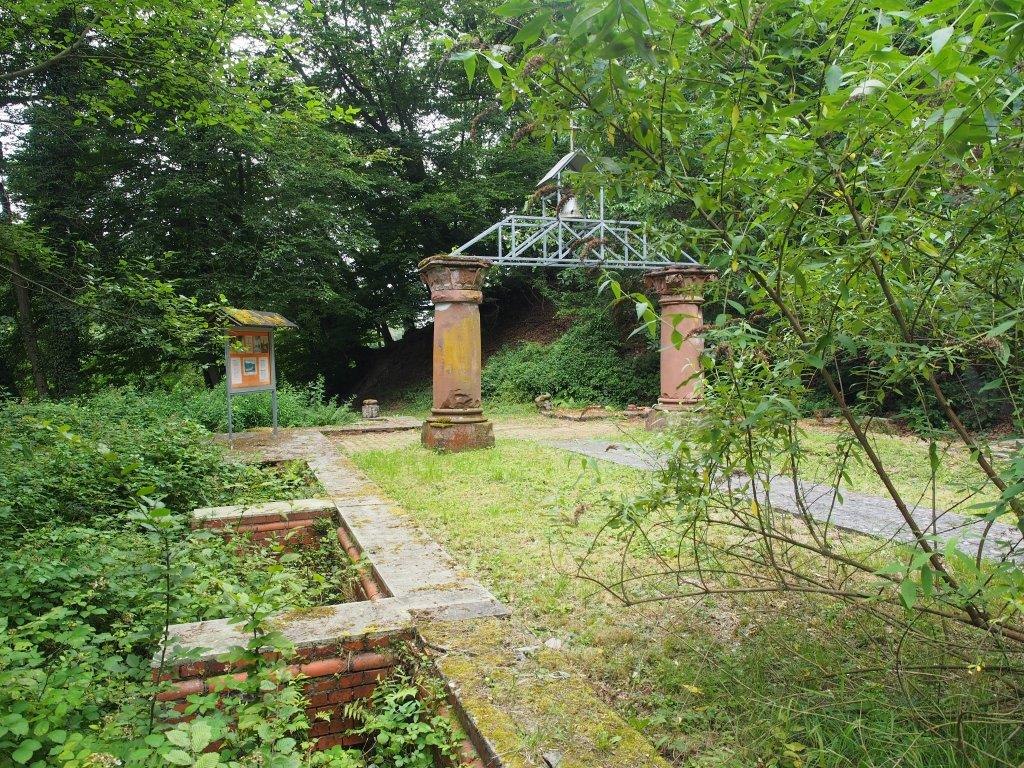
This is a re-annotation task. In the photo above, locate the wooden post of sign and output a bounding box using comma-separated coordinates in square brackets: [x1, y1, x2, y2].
[225, 337, 234, 443]
[269, 330, 278, 434]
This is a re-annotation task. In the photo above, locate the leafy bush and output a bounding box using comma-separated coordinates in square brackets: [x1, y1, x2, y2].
[1, 392, 223, 532]
[345, 665, 464, 768]
[0, 387, 465, 767]
[483, 311, 658, 407]
[0, 389, 322, 533]
[149, 376, 357, 432]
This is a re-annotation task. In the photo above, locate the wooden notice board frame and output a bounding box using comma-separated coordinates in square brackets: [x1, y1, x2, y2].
[222, 308, 297, 439]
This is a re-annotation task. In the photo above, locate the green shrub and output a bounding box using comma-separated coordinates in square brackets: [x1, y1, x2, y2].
[0, 387, 461, 767]
[1, 393, 221, 532]
[150, 376, 357, 432]
[345, 665, 464, 768]
[0, 389, 321, 533]
[483, 313, 658, 407]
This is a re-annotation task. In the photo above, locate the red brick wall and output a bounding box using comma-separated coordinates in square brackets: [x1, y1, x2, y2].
[194, 506, 333, 550]
[155, 635, 408, 751]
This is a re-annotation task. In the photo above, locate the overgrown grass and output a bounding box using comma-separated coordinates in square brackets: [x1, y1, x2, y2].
[352, 439, 1022, 767]
[793, 424, 998, 512]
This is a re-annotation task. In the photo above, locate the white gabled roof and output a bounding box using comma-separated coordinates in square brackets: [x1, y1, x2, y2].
[535, 149, 590, 188]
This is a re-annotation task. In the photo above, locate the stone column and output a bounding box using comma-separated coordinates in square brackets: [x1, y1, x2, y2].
[645, 266, 717, 412]
[419, 256, 495, 452]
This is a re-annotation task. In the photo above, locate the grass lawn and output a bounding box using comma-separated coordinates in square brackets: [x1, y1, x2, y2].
[352, 437, 1021, 768]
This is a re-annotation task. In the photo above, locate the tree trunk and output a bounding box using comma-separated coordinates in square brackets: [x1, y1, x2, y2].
[0, 145, 49, 398]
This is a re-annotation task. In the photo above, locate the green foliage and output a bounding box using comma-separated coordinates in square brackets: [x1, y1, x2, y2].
[156, 628, 312, 768]
[483, 318, 656, 407]
[0, 0, 326, 131]
[481, 0, 1024, 646]
[1, 0, 550, 399]
[0, 522, 363, 765]
[157, 377, 358, 433]
[0, 387, 335, 533]
[226, 460, 326, 506]
[345, 665, 464, 768]
[0, 385, 465, 766]
[0, 390, 229, 531]
[307, 747, 366, 768]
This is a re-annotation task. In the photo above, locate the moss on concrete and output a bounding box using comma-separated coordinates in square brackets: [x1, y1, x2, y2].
[420, 618, 670, 768]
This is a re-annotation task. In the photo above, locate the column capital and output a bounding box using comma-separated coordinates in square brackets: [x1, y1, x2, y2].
[419, 256, 491, 304]
[644, 265, 717, 306]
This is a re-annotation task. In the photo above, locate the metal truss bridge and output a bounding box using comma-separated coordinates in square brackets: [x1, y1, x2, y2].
[450, 150, 697, 271]
[449, 213, 698, 271]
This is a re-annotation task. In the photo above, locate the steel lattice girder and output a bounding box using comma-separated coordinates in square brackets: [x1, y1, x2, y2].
[450, 214, 697, 271]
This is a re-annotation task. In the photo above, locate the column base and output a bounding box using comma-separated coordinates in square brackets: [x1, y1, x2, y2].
[422, 418, 494, 452]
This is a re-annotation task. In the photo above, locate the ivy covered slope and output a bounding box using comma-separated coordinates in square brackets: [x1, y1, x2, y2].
[481, 273, 659, 408]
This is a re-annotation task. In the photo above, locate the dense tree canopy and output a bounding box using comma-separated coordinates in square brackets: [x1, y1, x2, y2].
[0, 0, 550, 397]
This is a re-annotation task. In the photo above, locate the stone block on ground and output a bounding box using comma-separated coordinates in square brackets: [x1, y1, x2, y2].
[419, 618, 671, 768]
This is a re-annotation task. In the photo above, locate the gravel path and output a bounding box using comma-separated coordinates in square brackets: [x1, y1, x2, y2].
[545, 439, 1023, 562]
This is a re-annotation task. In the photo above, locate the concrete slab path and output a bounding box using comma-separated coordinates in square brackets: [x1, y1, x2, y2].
[545, 438, 1023, 562]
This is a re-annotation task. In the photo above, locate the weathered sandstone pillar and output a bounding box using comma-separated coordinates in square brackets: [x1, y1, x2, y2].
[419, 256, 494, 452]
[645, 266, 717, 412]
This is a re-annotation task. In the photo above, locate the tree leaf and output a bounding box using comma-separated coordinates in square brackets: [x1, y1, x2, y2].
[494, 0, 533, 17]
[931, 26, 954, 55]
[824, 64, 843, 94]
[463, 53, 477, 84]
[167, 729, 190, 749]
[899, 578, 918, 609]
[513, 10, 552, 45]
[985, 318, 1017, 338]
[920, 564, 934, 597]
[943, 107, 964, 136]
[164, 749, 194, 766]
[570, 3, 608, 37]
[487, 63, 503, 89]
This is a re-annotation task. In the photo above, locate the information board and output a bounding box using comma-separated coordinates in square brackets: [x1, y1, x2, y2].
[227, 328, 273, 391]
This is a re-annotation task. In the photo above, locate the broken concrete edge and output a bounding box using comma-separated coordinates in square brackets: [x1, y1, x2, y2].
[155, 598, 414, 668]
[191, 497, 335, 523]
[408, 636, 505, 768]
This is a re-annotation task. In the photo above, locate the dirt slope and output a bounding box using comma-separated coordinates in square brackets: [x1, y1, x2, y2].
[352, 295, 570, 405]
